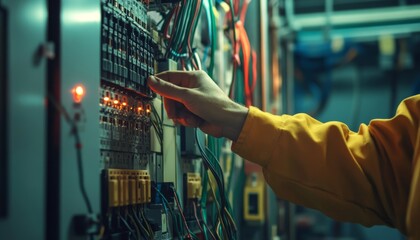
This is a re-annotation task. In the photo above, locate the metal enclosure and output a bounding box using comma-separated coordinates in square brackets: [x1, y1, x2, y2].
[0, 1, 276, 239]
[60, 0, 101, 239]
[0, 2, 8, 219]
[0, 0, 48, 239]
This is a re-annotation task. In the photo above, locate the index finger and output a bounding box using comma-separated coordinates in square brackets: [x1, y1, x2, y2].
[155, 70, 195, 87]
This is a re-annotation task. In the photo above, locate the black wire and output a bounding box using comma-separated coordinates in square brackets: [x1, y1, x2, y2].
[119, 214, 138, 240]
[74, 124, 93, 214]
[47, 94, 93, 214]
[194, 130, 225, 200]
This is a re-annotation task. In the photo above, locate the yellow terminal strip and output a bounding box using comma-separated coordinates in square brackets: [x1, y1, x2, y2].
[139, 178, 146, 204]
[118, 171, 125, 206]
[138, 170, 151, 204]
[135, 171, 142, 204]
[122, 171, 129, 206]
[108, 170, 120, 207]
[129, 172, 137, 205]
[107, 169, 151, 207]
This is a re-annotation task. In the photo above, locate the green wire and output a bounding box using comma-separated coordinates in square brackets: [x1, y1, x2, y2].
[201, 170, 210, 240]
[208, 0, 217, 77]
[170, 1, 191, 58]
[153, 186, 184, 237]
[189, 0, 203, 51]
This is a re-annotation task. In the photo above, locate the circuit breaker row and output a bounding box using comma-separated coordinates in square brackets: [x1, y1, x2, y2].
[102, 0, 149, 28]
[101, 1, 155, 96]
[100, 86, 152, 168]
[106, 169, 151, 207]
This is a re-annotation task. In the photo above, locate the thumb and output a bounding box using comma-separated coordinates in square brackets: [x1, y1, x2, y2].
[148, 75, 186, 101]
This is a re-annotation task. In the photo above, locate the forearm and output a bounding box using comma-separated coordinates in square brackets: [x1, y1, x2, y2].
[232, 107, 394, 227]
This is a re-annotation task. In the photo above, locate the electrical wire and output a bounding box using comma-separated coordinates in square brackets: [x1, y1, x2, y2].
[74, 129, 93, 214]
[47, 95, 93, 215]
[141, 208, 155, 239]
[152, 185, 185, 236]
[127, 212, 142, 240]
[164, 0, 203, 68]
[172, 186, 193, 239]
[192, 201, 205, 238]
[200, 169, 212, 240]
[195, 129, 237, 239]
[119, 214, 138, 240]
[198, 199, 218, 240]
[132, 208, 151, 239]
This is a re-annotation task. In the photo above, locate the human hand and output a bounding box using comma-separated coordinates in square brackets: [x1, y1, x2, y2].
[148, 70, 248, 141]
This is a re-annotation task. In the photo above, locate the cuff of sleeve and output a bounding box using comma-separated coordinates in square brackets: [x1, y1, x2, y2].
[231, 106, 284, 168]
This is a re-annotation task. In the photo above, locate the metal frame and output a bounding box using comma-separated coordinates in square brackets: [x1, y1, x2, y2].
[45, 0, 61, 238]
[289, 5, 420, 30]
[0, 4, 8, 219]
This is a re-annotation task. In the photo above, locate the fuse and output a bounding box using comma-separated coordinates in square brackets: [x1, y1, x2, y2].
[108, 179, 119, 207]
[129, 174, 137, 205]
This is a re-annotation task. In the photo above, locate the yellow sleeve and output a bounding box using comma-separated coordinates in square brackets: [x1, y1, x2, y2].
[232, 95, 420, 233]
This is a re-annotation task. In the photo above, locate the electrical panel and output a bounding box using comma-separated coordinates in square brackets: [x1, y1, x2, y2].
[99, 1, 165, 239]
[95, 0, 248, 238]
[57, 0, 248, 239]
[99, 0, 156, 170]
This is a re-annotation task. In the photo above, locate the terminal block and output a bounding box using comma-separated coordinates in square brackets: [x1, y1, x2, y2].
[104, 169, 151, 208]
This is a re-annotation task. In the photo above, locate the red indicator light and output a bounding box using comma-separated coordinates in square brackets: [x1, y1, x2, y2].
[122, 102, 127, 106]
[72, 84, 85, 103]
[113, 100, 119, 105]
[75, 86, 84, 96]
[104, 97, 110, 102]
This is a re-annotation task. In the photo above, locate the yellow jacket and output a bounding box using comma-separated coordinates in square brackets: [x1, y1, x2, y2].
[232, 95, 420, 239]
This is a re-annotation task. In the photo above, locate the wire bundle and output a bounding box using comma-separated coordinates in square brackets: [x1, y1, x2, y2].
[112, 207, 154, 240]
[162, 0, 204, 69]
[226, 0, 257, 107]
[195, 129, 237, 239]
[151, 103, 163, 146]
[201, 0, 217, 77]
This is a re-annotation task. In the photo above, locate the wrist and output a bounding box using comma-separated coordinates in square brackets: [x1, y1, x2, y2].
[222, 103, 249, 141]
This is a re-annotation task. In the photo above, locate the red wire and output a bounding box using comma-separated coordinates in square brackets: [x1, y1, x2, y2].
[234, 0, 240, 16]
[187, 0, 201, 51]
[240, 0, 250, 23]
[173, 188, 192, 239]
[198, 209, 217, 240]
[192, 202, 205, 238]
[236, 21, 252, 106]
[250, 50, 257, 96]
[163, 6, 178, 39]
[187, 0, 201, 70]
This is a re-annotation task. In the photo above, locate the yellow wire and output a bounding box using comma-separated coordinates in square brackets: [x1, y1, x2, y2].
[215, 221, 222, 240]
[224, 207, 237, 232]
[208, 172, 228, 239]
[98, 225, 105, 239]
